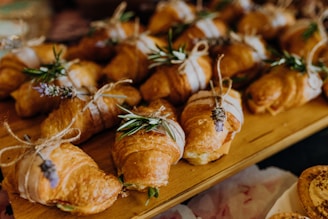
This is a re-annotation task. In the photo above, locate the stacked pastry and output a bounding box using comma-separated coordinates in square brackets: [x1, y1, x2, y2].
[0, 0, 327, 216]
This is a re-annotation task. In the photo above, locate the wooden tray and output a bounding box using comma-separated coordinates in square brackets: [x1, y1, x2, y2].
[1, 96, 328, 219]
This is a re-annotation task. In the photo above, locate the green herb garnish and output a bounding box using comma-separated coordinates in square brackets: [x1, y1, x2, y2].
[119, 11, 134, 22]
[148, 29, 187, 68]
[145, 187, 159, 206]
[23, 46, 66, 82]
[116, 105, 176, 141]
[302, 22, 318, 40]
[268, 50, 306, 72]
[57, 203, 75, 212]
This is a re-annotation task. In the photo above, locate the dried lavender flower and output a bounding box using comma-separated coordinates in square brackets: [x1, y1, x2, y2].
[39, 159, 59, 188]
[34, 83, 75, 99]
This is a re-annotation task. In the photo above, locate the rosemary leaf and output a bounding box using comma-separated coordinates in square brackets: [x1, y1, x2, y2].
[302, 22, 318, 40]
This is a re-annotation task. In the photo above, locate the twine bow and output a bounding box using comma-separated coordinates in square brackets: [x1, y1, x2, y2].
[0, 119, 81, 168]
[178, 40, 209, 73]
[210, 54, 232, 132]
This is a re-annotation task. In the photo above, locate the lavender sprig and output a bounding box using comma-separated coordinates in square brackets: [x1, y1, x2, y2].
[34, 83, 75, 99]
[39, 157, 59, 188]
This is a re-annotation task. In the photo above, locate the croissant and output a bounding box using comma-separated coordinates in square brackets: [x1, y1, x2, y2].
[147, 0, 196, 35]
[41, 82, 142, 144]
[207, 0, 253, 24]
[140, 41, 213, 105]
[66, 2, 143, 62]
[2, 140, 122, 216]
[245, 64, 323, 115]
[279, 15, 327, 61]
[112, 99, 185, 192]
[102, 33, 166, 84]
[237, 3, 295, 40]
[11, 60, 103, 118]
[180, 84, 243, 165]
[173, 17, 228, 50]
[0, 43, 67, 100]
[210, 33, 269, 89]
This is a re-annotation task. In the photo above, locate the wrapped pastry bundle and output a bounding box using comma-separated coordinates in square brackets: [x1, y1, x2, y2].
[147, 0, 197, 35]
[140, 40, 213, 105]
[11, 59, 103, 118]
[112, 99, 185, 195]
[41, 80, 142, 144]
[181, 57, 243, 165]
[297, 165, 328, 219]
[245, 52, 323, 115]
[66, 2, 143, 62]
[207, 0, 253, 24]
[173, 15, 228, 51]
[102, 32, 167, 84]
[237, 3, 296, 40]
[1, 123, 122, 216]
[279, 11, 328, 61]
[210, 32, 269, 89]
[0, 39, 67, 100]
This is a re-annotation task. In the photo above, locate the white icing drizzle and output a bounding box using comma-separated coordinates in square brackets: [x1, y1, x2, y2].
[195, 18, 222, 38]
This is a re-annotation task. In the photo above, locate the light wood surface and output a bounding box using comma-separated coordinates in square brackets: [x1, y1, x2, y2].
[1, 96, 328, 219]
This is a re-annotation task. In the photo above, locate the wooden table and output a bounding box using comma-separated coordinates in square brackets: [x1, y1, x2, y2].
[1, 96, 328, 219]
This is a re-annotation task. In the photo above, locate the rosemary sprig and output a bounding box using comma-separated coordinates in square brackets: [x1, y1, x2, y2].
[119, 11, 135, 22]
[302, 22, 318, 40]
[23, 46, 66, 83]
[148, 29, 187, 68]
[268, 50, 306, 72]
[116, 105, 176, 141]
[145, 187, 159, 206]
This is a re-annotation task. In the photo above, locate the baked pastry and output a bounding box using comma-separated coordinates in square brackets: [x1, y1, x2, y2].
[102, 33, 167, 84]
[298, 165, 328, 219]
[268, 212, 310, 219]
[207, 0, 253, 24]
[245, 53, 323, 115]
[11, 60, 103, 118]
[40, 81, 141, 144]
[237, 3, 296, 40]
[1, 124, 122, 215]
[147, 0, 197, 35]
[66, 2, 143, 62]
[181, 57, 243, 165]
[0, 41, 67, 100]
[210, 32, 269, 89]
[140, 40, 213, 105]
[112, 99, 185, 195]
[279, 16, 327, 61]
[173, 16, 228, 51]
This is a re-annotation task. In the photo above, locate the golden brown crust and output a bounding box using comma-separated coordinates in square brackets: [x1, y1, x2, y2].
[2, 143, 122, 216]
[181, 88, 243, 165]
[102, 35, 166, 84]
[298, 165, 328, 219]
[140, 55, 213, 105]
[173, 18, 228, 50]
[147, 1, 196, 35]
[11, 81, 62, 118]
[112, 99, 184, 191]
[40, 84, 141, 144]
[245, 65, 322, 115]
